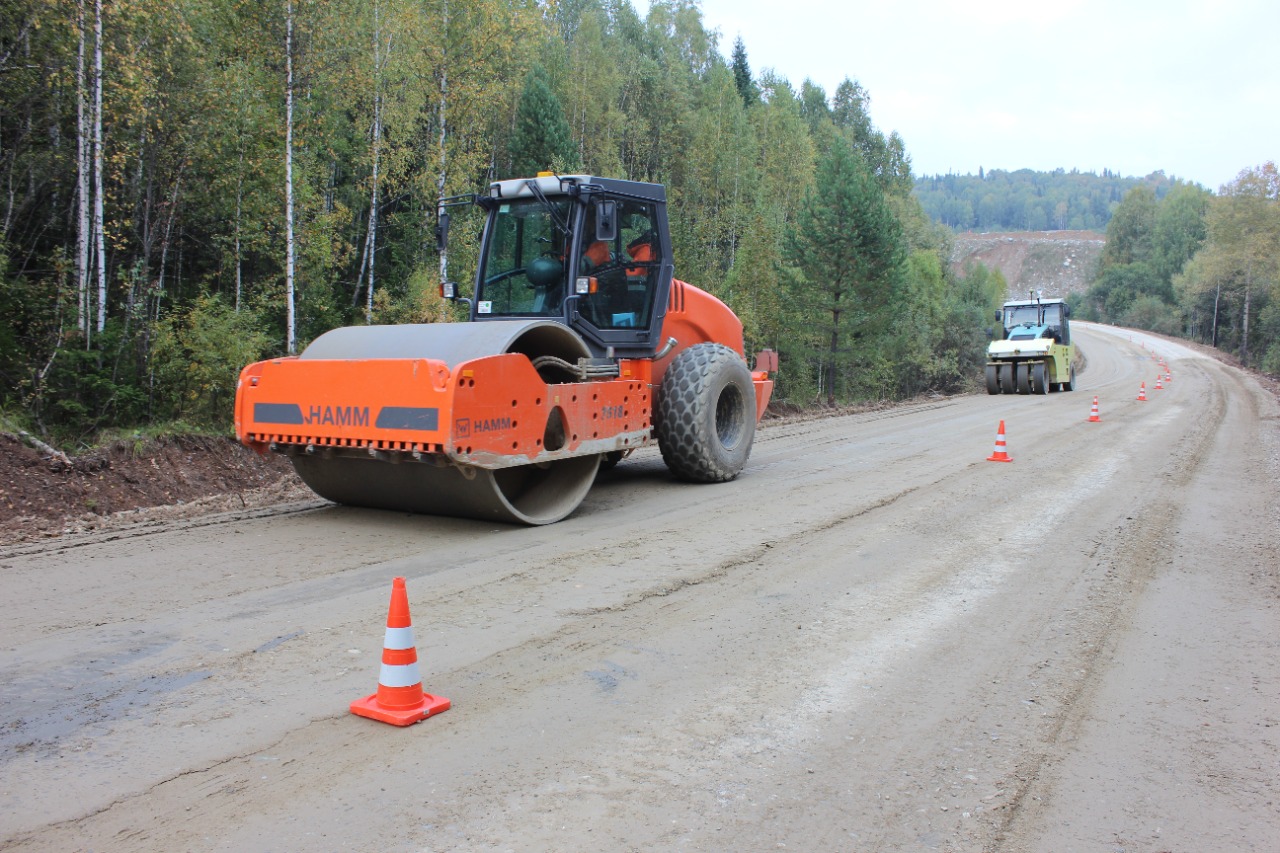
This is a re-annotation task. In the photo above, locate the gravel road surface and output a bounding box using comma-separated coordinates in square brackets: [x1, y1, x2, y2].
[2, 323, 1277, 852]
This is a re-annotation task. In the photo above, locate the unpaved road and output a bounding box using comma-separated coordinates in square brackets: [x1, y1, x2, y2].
[2, 324, 1278, 852]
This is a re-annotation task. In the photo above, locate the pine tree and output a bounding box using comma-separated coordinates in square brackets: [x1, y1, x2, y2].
[730, 36, 758, 107]
[783, 140, 906, 406]
[507, 66, 578, 178]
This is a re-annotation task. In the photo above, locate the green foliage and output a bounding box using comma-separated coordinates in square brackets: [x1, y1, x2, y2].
[507, 65, 579, 178]
[1083, 179, 1204, 330]
[151, 296, 271, 427]
[25, 0, 1261, 446]
[1100, 186, 1157, 267]
[34, 324, 151, 447]
[1091, 262, 1168, 319]
[730, 37, 758, 107]
[915, 168, 1188, 232]
[1176, 163, 1280, 366]
[782, 139, 907, 406]
[1067, 162, 1279, 372]
[1120, 295, 1182, 336]
[1259, 300, 1280, 374]
[1150, 184, 1211, 282]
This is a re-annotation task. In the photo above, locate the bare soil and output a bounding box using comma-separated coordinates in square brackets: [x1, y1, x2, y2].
[0, 433, 309, 545]
[951, 230, 1105, 298]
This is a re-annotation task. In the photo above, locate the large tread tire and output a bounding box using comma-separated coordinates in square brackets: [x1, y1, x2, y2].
[998, 363, 1015, 394]
[1016, 363, 1031, 395]
[1031, 362, 1048, 395]
[657, 343, 756, 483]
[985, 364, 999, 395]
[1062, 365, 1076, 391]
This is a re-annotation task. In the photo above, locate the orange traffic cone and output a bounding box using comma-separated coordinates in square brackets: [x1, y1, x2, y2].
[1154, 375, 1164, 390]
[1137, 382, 1147, 401]
[1087, 396, 1101, 422]
[986, 420, 1012, 462]
[351, 577, 450, 726]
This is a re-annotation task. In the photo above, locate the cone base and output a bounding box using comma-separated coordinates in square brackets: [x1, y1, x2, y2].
[1087, 417, 1101, 422]
[986, 454, 1012, 462]
[350, 692, 451, 727]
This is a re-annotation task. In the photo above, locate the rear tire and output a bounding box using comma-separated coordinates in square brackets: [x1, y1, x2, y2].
[1031, 362, 1048, 394]
[1062, 365, 1076, 391]
[998, 363, 1015, 394]
[1016, 363, 1031, 394]
[985, 364, 999, 395]
[657, 343, 756, 482]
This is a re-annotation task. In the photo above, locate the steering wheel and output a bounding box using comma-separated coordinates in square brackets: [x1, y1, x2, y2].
[483, 267, 527, 286]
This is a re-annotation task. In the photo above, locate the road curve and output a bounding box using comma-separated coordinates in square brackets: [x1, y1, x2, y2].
[1, 323, 1277, 851]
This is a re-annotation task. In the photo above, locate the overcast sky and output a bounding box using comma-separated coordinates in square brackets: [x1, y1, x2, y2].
[645, 0, 1278, 190]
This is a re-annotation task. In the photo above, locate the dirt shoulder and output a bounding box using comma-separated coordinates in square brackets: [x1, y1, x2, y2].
[0, 433, 308, 546]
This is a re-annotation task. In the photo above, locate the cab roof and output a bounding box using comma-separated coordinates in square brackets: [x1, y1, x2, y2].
[486, 174, 666, 204]
[1003, 297, 1068, 308]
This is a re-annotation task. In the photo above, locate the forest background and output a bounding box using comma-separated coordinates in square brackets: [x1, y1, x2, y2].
[1, 0, 1276, 447]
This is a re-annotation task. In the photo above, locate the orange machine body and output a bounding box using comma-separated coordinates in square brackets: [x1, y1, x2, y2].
[236, 279, 773, 469]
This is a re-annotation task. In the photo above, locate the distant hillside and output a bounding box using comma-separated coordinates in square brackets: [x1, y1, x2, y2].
[950, 231, 1105, 300]
[915, 169, 1189, 232]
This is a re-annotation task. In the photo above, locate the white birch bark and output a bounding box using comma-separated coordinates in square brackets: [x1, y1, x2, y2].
[76, 0, 91, 339]
[364, 0, 384, 324]
[234, 165, 243, 313]
[436, 0, 449, 288]
[92, 0, 106, 335]
[284, 0, 297, 354]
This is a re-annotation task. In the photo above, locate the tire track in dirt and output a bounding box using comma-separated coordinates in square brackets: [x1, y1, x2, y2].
[991, 353, 1232, 849]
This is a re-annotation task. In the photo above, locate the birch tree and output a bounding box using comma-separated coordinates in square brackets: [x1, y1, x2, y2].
[92, 0, 105, 335]
[357, 0, 387, 323]
[284, 0, 297, 353]
[76, 0, 92, 340]
[1199, 163, 1280, 365]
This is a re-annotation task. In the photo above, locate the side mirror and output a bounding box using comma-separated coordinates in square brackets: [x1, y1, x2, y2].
[594, 199, 617, 243]
[994, 310, 1002, 322]
[1063, 303, 1071, 318]
[435, 212, 450, 253]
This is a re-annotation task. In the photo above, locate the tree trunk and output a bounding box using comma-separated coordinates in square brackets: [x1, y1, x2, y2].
[92, 0, 106, 335]
[76, 0, 91, 341]
[1211, 281, 1220, 348]
[436, 0, 450, 289]
[234, 158, 243, 312]
[364, 0, 383, 324]
[364, 159, 379, 322]
[827, 308, 840, 408]
[154, 169, 184, 324]
[284, 0, 297, 354]
[1241, 281, 1251, 366]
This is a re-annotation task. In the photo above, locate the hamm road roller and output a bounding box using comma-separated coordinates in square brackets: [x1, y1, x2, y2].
[235, 174, 774, 524]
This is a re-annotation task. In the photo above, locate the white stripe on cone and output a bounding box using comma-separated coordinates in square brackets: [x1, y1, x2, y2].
[382, 626, 416, 650]
[379, 661, 424, 689]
